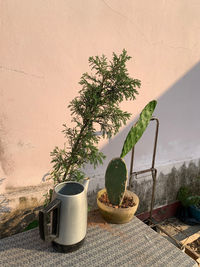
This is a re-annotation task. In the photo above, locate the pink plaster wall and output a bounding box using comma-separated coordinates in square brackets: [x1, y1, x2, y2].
[0, 0, 200, 191]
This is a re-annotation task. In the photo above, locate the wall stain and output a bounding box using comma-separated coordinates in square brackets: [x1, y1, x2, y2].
[130, 160, 200, 214]
[0, 114, 14, 176]
[87, 184, 101, 210]
[0, 139, 14, 175]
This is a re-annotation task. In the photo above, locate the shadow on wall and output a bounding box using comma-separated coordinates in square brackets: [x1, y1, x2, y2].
[131, 160, 200, 214]
[99, 60, 200, 172]
[152, 60, 200, 166]
[87, 61, 200, 211]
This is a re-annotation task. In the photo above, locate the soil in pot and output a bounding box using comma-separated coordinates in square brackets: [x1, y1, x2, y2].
[98, 192, 136, 209]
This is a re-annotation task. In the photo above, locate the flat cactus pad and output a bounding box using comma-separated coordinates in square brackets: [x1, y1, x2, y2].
[105, 157, 127, 206]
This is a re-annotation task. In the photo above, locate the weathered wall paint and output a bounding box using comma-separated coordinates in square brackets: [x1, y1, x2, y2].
[0, 0, 200, 200]
[131, 159, 200, 214]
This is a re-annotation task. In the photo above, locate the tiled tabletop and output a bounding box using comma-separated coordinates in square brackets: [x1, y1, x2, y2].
[0, 214, 198, 267]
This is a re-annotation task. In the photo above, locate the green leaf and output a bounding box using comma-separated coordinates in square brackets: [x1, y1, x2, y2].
[120, 100, 157, 158]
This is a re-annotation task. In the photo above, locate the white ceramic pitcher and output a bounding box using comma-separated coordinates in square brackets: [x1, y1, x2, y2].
[39, 178, 90, 253]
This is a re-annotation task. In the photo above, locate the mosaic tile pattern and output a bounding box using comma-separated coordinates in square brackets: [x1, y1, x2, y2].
[0, 217, 197, 267]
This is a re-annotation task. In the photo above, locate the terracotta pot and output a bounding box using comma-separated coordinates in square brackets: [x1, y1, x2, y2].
[97, 188, 139, 224]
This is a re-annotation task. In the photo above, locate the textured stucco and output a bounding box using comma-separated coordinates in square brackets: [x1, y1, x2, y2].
[0, 0, 200, 199]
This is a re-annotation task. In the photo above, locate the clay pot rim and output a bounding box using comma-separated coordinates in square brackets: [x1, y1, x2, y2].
[97, 188, 139, 212]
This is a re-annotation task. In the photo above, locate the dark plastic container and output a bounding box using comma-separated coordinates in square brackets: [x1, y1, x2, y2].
[189, 205, 200, 221]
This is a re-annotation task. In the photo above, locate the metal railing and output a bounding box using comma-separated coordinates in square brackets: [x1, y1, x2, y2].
[129, 117, 159, 220]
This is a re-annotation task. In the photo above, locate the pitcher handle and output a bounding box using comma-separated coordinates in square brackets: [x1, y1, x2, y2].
[39, 198, 61, 241]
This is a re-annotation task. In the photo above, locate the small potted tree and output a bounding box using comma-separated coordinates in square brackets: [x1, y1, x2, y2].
[45, 49, 141, 202]
[97, 100, 157, 223]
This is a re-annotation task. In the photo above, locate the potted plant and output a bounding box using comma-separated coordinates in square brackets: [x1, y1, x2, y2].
[177, 186, 200, 223]
[45, 49, 141, 203]
[97, 100, 157, 223]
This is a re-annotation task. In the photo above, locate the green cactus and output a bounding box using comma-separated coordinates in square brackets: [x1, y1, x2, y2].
[105, 157, 128, 206]
[104, 100, 157, 207]
[120, 100, 157, 158]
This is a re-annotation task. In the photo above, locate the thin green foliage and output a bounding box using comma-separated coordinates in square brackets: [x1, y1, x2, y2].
[177, 186, 200, 207]
[50, 49, 141, 184]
